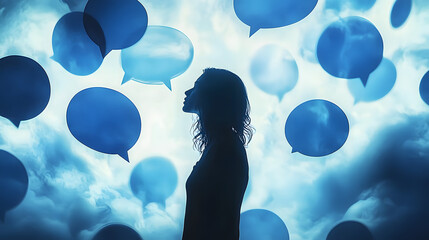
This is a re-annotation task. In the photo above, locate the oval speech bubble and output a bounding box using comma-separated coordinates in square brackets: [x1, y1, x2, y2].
[391, 0, 412, 28]
[250, 44, 299, 100]
[419, 70, 429, 106]
[0, 55, 50, 127]
[52, 12, 104, 76]
[92, 224, 142, 240]
[317, 16, 384, 86]
[240, 209, 289, 240]
[234, 0, 318, 37]
[0, 150, 29, 222]
[327, 221, 373, 240]
[121, 26, 194, 90]
[66, 87, 141, 162]
[285, 99, 349, 157]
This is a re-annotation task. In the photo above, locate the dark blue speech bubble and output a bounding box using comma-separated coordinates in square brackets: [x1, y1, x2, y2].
[0, 150, 28, 222]
[92, 224, 142, 240]
[84, 0, 148, 53]
[317, 16, 384, 86]
[240, 209, 289, 240]
[233, 0, 318, 37]
[285, 99, 349, 157]
[130, 156, 178, 208]
[66, 87, 141, 162]
[419, 70, 429, 106]
[52, 12, 104, 76]
[327, 221, 373, 240]
[391, 0, 412, 28]
[0, 55, 50, 127]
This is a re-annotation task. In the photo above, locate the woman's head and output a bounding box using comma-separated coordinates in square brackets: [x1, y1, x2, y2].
[183, 68, 253, 152]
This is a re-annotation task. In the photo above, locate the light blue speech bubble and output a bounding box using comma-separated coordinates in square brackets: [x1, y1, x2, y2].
[121, 26, 194, 90]
[240, 209, 289, 240]
[391, 0, 412, 28]
[327, 221, 373, 240]
[92, 224, 142, 240]
[419, 70, 429, 106]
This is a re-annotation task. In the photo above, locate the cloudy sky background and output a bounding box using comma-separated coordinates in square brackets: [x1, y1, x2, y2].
[0, 0, 429, 239]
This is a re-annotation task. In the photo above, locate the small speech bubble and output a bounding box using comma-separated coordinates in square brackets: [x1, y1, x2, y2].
[234, 0, 318, 37]
[130, 156, 178, 209]
[285, 99, 349, 157]
[325, 0, 376, 12]
[419, 70, 429, 106]
[348, 58, 396, 103]
[92, 224, 142, 240]
[250, 44, 299, 100]
[121, 26, 194, 90]
[66, 87, 141, 162]
[0, 55, 50, 127]
[52, 12, 104, 76]
[84, 0, 148, 53]
[317, 16, 384, 86]
[240, 209, 289, 240]
[0, 150, 28, 222]
[391, 0, 412, 28]
[327, 221, 373, 240]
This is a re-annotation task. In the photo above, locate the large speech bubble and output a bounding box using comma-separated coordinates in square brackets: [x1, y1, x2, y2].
[285, 99, 349, 157]
[0, 55, 50, 127]
[240, 209, 289, 240]
[348, 58, 396, 103]
[391, 0, 412, 28]
[66, 87, 141, 162]
[92, 224, 142, 240]
[325, 0, 376, 12]
[327, 221, 373, 240]
[250, 44, 299, 100]
[234, 0, 318, 37]
[52, 12, 104, 76]
[317, 16, 384, 86]
[419, 71, 429, 106]
[130, 156, 178, 208]
[84, 0, 148, 53]
[121, 26, 194, 90]
[0, 150, 28, 222]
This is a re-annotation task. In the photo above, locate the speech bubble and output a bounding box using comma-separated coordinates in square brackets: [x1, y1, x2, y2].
[348, 58, 396, 103]
[285, 99, 349, 157]
[66, 87, 141, 162]
[233, 0, 318, 37]
[121, 26, 194, 90]
[84, 0, 148, 53]
[240, 209, 289, 240]
[327, 221, 373, 240]
[250, 44, 299, 100]
[92, 224, 142, 240]
[52, 12, 104, 76]
[0, 150, 28, 222]
[0, 55, 51, 127]
[325, 0, 376, 12]
[391, 0, 412, 28]
[317, 16, 384, 86]
[130, 156, 178, 208]
[419, 70, 429, 106]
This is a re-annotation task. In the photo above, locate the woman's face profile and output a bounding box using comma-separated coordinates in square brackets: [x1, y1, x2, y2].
[183, 76, 201, 114]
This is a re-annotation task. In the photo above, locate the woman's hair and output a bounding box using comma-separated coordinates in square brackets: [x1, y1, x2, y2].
[192, 68, 253, 152]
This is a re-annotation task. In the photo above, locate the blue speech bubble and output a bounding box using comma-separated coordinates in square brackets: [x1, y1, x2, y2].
[234, 0, 318, 37]
[66, 87, 141, 162]
[240, 209, 289, 240]
[84, 0, 148, 53]
[92, 224, 142, 240]
[52, 12, 104, 76]
[285, 99, 349, 157]
[130, 156, 178, 208]
[0, 55, 50, 127]
[391, 0, 412, 28]
[419, 71, 429, 106]
[250, 44, 299, 100]
[327, 221, 373, 240]
[121, 26, 194, 90]
[348, 58, 396, 103]
[317, 16, 384, 86]
[0, 150, 28, 222]
[325, 0, 376, 12]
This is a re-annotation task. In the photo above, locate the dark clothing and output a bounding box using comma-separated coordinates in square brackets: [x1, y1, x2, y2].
[182, 134, 249, 240]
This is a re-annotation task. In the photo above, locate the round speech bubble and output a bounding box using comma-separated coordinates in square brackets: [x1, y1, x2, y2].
[121, 26, 194, 90]
[84, 0, 148, 54]
[327, 221, 373, 240]
[234, 0, 318, 37]
[317, 16, 384, 86]
[285, 99, 349, 157]
[130, 156, 178, 208]
[0, 55, 50, 127]
[391, 0, 412, 28]
[0, 150, 29, 222]
[250, 44, 299, 100]
[419, 70, 429, 106]
[66, 87, 141, 162]
[52, 12, 104, 76]
[92, 224, 142, 240]
[348, 58, 396, 103]
[240, 209, 289, 240]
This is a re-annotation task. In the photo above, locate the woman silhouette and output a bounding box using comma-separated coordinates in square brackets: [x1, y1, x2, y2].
[182, 68, 253, 239]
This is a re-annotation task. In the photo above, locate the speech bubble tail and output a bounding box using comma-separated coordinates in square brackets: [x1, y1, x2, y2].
[10, 119, 20, 128]
[118, 151, 129, 162]
[50, 55, 58, 62]
[291, 149, 297, 153]
[360, 75, 369, 87]
[354, 99, 360, 105]
[277, 94, 284, 102]
[122, 75, 132, 85]
[163, 79, 172, 91]
[249, 26, 259, 37]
